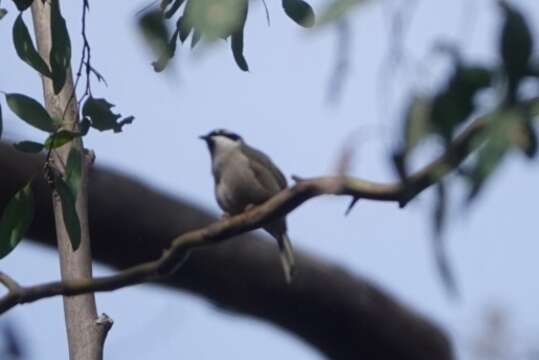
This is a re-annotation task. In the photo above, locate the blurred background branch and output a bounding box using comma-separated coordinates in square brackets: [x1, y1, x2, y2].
[0, 141, 452, 360]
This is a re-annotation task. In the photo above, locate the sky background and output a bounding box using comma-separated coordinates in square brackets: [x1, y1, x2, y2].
[1, 0, 539, 358]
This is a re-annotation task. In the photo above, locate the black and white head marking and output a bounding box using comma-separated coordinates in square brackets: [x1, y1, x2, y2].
[199, 129, 244, 156]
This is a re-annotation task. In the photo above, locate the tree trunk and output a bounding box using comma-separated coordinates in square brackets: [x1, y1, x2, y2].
[30, 2, 111, 359]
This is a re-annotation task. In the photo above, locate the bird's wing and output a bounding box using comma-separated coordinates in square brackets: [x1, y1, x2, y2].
[242, 144, 288, 192]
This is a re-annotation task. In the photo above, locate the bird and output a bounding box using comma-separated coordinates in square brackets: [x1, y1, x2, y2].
[199, 129, 295, 283]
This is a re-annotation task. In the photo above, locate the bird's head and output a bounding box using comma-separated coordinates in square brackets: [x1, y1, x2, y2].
[199, 129, 244, 156]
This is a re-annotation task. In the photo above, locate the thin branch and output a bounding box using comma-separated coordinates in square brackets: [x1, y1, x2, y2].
[1, 99, 527, 314]
[0, 272, 22, 293]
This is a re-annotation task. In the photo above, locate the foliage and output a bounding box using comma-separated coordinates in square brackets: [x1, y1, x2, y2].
[391, 0, 539, 294]
[0, 183, 33, 259]
[0, 0, 133, 259]
[138, 0, 316, 72]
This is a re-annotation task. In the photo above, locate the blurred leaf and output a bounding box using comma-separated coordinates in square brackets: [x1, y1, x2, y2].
[392, 96, 432, 182]
[160, 0, 173, 12]
[13, 14, 52, 77]
[433, 182, 446, 237]
[49, 0, 71, 94]
[5, 93, 56, 132]
[2, 322, 25, 359]
[65, 147, 82, 200]
[404, 96, 431, 151]
[282, 0, 315, 27]
[431, 181, 458, 297]
[13, 140, 44, 153]
[467, 111, 524, 201]
[152, 32, 178, 72]
[391, 150, 407, 183]
[79, 118, 91, 136]
[186, 0, 246, 40]
[178, 15, 192, 42]
[163, 0, 184, 18]
[167, 0, 251, 70]
[191, 28, 201, 48]
[138, 9, 170, 67]
[230, 0, 248, 71]
[318, 0, 368, 26]
[430, 65, 492, 143]
[44, 130, 80, 149]
[0, 8, 7, 20]
[498, 0, 533, 104]
[82, 96, 134, 133]
[520, 120, 537, 158]
[10, 0, 32, 11]
[0, 183, 33, 259]
[231, 30, 248, 71]
[54, 176, 80, 250]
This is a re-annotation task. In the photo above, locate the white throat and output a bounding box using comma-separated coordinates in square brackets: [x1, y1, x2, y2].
[213, 135, 241, 155]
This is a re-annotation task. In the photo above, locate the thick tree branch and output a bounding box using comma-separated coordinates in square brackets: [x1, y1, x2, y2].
[0, 141, 452, 360]
[4, 98, 538, 357]
[0, 109, 489, 314]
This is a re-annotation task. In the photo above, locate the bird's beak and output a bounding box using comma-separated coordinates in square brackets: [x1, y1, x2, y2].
[199, 134, 209, 141]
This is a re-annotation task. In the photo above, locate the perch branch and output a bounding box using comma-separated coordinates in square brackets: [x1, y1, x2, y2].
[0, 99, 530, 314]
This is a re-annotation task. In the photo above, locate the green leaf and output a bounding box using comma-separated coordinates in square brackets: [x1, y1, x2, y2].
[160, 0, 174, 12]
[5, 93, 56, 132]
[430, 65, 492, 143]
[230, 0, 248, 71]
[431, 182, 458, 298]
[54, 176, 81, 251]
[65, 147, 82, 200]
[404, 96, 431, 151]
[138, 9, 175, 72]
[467, 111, 522, 201]
[138, 10, 169, 56]
[191, 28, 201, 48]
[318, 0, 367, 26]
[82, 97, 134, 133]
[178, 15, 192, 42]
[13, 14, 52, 77]
[79, 118, 91, 136]
[520, 120, 538, 158]
[498, 1, 533, 104]
[163, 0, 184, 18]
[10, 0, 32, 12]
[282, 0, 315, 27]
[231, 30, 248, 71]
[0, 183, 34, 259]
[152, 28, 179, 72]
[44, 130, 80, 149]
[49, 0, 71, 94]
[13, 140, 44, 153]
[186, 0, 246, 40]
[0, 8, 7, 20]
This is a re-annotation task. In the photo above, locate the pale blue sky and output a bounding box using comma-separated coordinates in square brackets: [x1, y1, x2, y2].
[1, 0, 539, 359]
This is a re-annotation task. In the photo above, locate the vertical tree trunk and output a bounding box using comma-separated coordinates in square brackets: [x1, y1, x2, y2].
[30, 1, 111, 359]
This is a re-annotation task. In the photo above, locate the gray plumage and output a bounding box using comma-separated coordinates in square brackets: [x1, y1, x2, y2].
[200, 129, 295, 283]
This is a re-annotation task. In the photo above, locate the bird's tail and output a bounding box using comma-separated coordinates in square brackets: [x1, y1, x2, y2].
[278, 233, 296, 284]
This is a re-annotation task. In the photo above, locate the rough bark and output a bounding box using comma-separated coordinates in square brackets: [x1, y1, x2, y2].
[0, 143, 453, 360]
[30, 2, 109, 359]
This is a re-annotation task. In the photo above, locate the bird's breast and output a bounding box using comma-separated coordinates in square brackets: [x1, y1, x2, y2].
[213, 152, 267, 214]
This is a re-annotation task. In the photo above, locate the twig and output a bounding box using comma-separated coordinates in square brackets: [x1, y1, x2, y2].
[0, 272, 22, 293]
